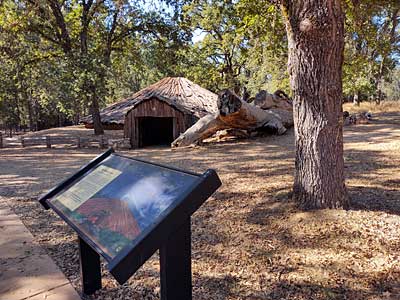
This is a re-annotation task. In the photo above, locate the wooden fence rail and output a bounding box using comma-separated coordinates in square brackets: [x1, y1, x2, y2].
[17, 136, 130, 149]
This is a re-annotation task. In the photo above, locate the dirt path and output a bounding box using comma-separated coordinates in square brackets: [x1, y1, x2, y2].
[1, 112, 399, 300]
[0, 199, 81, 300]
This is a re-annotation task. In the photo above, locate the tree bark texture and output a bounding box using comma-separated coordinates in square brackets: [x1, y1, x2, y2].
[282, 0, 349, 209]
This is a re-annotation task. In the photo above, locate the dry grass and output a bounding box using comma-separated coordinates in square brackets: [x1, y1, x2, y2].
[1, 111, 400, 300]
[343, 100, 400, 114]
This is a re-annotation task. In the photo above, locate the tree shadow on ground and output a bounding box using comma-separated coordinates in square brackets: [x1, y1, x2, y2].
[349, 185, 400, 215]
[245, 190, 294, 227]
[262, 279, 400, 300]
[344, 147, 400, 216]
[193, 274, 239, 300]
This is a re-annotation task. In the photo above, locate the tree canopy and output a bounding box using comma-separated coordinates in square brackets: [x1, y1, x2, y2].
[0, 0, 399, 131]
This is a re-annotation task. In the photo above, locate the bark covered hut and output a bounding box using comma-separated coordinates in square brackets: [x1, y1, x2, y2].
[83, 77, 218, 148]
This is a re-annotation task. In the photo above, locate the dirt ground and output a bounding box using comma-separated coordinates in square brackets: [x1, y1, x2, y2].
[1, 111, 400, 300]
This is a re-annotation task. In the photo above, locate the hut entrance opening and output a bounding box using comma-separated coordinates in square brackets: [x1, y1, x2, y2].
[124, 98, 190, 148]
[138, 117, 174, 147]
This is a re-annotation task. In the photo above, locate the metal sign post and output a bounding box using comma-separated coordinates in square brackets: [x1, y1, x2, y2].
[160, 218, 192, 300]
[79, 237, 102, 295]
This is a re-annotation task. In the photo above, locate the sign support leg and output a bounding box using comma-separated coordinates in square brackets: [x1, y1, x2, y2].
[79, 237, 102, 295]
[160, 218, 192, 300]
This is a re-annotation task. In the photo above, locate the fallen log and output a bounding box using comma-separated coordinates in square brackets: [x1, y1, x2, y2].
[253, 90, 293, 110]
[172, 90, 294, 147]
[343, 111, 372, 125]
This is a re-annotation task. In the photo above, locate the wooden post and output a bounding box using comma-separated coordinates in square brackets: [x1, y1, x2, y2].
[0, 132, 3, 148]
[21, 137, 25, 148]
[160, 218, 192, 300]
[46, 136, 51, 149]
[132, 118, 139, 149]
[79, 237, 102, 295]
[100, 136, 106, 149]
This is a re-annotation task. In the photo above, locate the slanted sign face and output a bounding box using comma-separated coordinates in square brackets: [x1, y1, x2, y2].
[49, 155, 198, 260]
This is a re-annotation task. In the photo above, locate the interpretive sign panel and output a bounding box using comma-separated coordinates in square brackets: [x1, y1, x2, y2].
[39, 149, 221, 299]
[50, 154, 198, 259]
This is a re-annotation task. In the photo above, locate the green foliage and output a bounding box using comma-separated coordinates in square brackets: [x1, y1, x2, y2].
[177, 0, 291, 95]
[343, 0, 399, 100]
[0, 0, 399, 130]
[0, 0, 191, 130]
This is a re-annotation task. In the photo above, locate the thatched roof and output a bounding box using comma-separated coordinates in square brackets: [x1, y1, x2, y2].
[82, 77, 218, 125]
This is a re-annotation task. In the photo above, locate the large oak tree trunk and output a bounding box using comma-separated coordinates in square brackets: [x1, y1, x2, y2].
[282, 0, 349, 209]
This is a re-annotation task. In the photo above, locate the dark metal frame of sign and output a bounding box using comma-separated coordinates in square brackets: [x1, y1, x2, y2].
[38, 148, 222, 299]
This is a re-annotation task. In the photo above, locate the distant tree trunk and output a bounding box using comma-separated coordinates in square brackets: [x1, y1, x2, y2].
[353, 91, 360, 106]
[89, 85, 104, 136]
[27, 98, 35, 131]
[80, 0, 104, 135]
[87, 8, 119, 136]
[375, 58, 385, 105]
[281, 0, 349, 209]
[92, 109, 103, 134]
[89, 92, 104, 135]
[375, 90, 382, 105]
